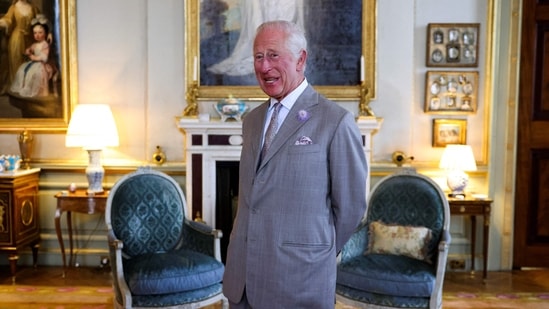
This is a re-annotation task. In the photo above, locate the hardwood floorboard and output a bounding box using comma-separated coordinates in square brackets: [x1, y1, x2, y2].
[444, 269, 549, 293]
[1, 265, 548, 307]
[3, 266, 548, 292]
[0, 265, 112, 286]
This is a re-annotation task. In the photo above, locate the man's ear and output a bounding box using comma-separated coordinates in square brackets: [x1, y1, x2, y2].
[297, 50, 307, 71]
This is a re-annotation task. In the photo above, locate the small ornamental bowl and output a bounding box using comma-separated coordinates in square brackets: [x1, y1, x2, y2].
[0, 154, 21, 172]
[214, 96, 248, 122]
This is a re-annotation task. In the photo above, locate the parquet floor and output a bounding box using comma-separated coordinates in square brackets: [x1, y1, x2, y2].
[444, 268, 549, 294]
[1, 265, 548, 308]
[0, 265, 112, 286]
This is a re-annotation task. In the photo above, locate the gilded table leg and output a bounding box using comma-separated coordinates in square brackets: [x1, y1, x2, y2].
[67, 211, 74, 266]
[470, 215, 477, 275]
[483, 213, 490, 280]
[54, 208, 66, 277]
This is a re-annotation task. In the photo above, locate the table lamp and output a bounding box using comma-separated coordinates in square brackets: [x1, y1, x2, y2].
[439, 144, 477, 198]
[65, 104, 119, 193]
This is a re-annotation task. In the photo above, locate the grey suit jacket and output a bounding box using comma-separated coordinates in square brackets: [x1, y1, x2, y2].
[222, 85, 367, 309]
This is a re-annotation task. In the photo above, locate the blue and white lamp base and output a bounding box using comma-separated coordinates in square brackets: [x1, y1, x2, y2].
[86, 149, 105, 194]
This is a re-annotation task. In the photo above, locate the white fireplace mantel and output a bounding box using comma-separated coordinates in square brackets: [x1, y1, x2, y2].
[177, 116, 382, 227]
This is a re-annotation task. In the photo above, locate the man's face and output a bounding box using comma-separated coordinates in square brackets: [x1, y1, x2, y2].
[253, 28, 306, 101]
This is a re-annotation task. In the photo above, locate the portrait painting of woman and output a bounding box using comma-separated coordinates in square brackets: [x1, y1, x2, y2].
[199, 0, 363, 87]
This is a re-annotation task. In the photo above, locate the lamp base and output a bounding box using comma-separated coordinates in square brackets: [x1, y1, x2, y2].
[448, 193, 466, 199]
[86, 149, 105, 194]
[446, 170, 469, 198]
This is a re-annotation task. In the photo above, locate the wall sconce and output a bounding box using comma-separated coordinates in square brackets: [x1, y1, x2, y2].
[439, 144, 477, 198]
[65, 104, 119, 193]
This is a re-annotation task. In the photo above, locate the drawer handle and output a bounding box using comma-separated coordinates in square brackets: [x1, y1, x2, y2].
[460, 206, 466, 213]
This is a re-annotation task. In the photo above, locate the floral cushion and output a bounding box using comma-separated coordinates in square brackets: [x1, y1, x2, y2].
[366, 221, 432, 262]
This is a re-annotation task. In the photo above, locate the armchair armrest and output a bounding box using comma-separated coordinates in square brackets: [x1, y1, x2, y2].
[430, 228, 451, 309]
[187, 220, 223, 238]
[107, 230, 133, 308]
[438, 229, 452, 251]
[339, 225, 369, 263]
[182, 220, 224, 261]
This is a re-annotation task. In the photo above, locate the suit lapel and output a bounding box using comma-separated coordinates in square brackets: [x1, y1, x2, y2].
[257, 86, 319, 170]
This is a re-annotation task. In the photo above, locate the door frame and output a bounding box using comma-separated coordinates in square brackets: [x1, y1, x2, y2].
[487, 0, 522, 270]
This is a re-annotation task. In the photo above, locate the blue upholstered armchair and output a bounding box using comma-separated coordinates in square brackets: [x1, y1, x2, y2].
[336, 169, 451, 309]
[105, 167, 227, 308]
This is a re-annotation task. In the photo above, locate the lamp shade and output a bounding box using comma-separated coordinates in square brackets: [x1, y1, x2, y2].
[439, 144, 477, 171]
[66, 104, 119, 150]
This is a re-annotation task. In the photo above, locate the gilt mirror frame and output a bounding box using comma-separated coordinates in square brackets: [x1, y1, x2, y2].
[0, 0, 77, 132]
[185, 0, 376, 103]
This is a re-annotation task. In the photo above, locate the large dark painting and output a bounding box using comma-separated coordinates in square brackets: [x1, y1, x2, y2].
[200, 0, 362, 86]
[185, 0, 376, 101]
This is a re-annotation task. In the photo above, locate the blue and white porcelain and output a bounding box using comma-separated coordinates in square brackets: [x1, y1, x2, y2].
[0, 155, 21, 172]
[214, 95, 248, 122]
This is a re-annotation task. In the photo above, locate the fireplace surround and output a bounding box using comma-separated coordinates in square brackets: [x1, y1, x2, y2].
[177, 116, 381, 233]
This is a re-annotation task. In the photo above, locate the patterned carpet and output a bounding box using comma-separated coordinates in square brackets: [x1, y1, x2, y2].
[0, 285, 113, 309]
[0, 285, 548, 308]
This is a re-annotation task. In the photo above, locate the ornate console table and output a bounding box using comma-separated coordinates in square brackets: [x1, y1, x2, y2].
[0, 168, 41, 280]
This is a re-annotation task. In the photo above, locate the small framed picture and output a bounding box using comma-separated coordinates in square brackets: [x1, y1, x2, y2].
[424, 71, 478, 114]
[432, 119, 467, 147]
[426, 23, 480, 67]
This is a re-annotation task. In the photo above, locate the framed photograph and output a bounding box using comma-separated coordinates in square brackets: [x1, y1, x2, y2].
[424, 71, 478, 114]
[426, 23, 479, 67]
[0, 0, 77, 132]
[432, 118, 467, 148]
[185, 0, 376, 101]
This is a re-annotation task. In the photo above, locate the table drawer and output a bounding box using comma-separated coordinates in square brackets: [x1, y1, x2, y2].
[450, 204, 486, 214]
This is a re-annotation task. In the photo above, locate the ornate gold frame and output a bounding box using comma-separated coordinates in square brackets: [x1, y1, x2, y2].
[432, 118, 467, 148]
[426, 23, 480, 67]
[424, 70, 479, 114]
[183, 0, 376, 116]
[0, 0, 77, 132]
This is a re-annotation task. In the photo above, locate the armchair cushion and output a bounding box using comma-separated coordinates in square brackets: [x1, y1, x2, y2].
[338, 253, 435, 297]
[366, 221, 432, 262]
[125, 249, 225, 296]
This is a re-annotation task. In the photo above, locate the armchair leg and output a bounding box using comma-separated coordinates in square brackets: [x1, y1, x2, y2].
[221, 296, 229, 309]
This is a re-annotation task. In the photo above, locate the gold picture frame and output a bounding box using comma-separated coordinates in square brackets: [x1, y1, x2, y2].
[184, 0, 376, 107]
[432, 118, 467, 148]
[0, 0, 77, 132]
[426, 23, 480, 67]
[424, 70, 478, 114]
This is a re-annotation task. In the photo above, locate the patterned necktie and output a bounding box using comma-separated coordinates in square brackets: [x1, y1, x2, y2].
[260, 102, 282, 162]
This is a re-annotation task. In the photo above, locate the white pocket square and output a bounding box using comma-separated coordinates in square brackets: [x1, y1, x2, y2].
[295, 136, 313, 145]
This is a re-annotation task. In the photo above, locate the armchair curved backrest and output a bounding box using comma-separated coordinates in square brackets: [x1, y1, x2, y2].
[105, 167, 227, 309]
[337, 169, 451, 309]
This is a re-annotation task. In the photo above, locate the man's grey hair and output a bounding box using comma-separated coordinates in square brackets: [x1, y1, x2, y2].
[256, 20, 307, 60]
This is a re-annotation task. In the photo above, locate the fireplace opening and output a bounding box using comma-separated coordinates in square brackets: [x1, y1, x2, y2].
[215, 161, 239, 263]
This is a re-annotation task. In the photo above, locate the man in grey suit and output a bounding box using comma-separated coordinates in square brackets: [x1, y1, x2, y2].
[222, 20, 367, 309]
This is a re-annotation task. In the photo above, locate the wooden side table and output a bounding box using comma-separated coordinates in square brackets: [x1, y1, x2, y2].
[448, 197, 492, 280]
[54, 189, 108, 275]
[0, 168, 41, 280]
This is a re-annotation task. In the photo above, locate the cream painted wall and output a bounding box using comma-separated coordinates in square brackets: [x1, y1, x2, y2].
[0, 0, 519, 271]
